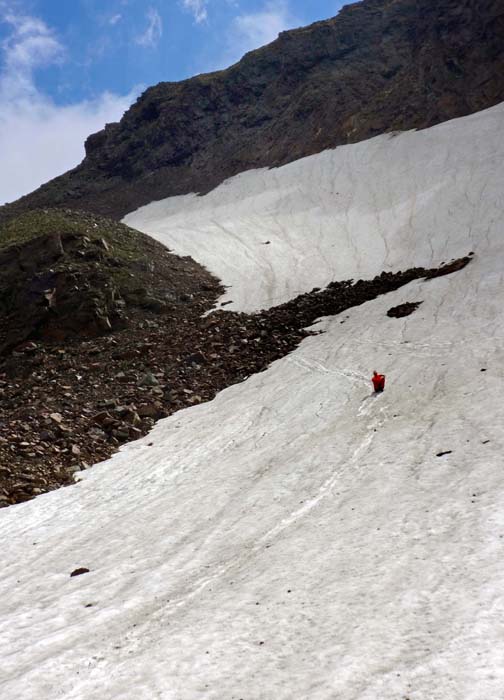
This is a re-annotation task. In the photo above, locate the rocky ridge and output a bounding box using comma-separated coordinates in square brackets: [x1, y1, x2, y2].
[0, 0, 502, 222]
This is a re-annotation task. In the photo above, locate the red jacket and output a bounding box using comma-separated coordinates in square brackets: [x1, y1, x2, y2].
[372, 374, 385, 391]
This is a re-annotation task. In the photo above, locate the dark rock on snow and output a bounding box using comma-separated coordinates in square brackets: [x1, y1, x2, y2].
[387, 301, 423, 318]
[0, 256, 471, 507]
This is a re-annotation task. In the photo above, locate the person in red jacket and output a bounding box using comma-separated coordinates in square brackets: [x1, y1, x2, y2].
[372, 371, 386, 393]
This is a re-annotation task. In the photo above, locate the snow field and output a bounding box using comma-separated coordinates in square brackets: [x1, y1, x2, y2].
[124, 103, 504, 313]
[1, 103, 504, 699]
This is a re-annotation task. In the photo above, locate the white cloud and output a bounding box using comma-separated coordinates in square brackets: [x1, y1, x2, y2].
[0, 8, 135, 205]
[0, 10, 63, 97]
[231, 0, 294, 56]
[109, 13, 122, 26]
[182, 0, 208, 24]
[135, 7, 163, 48]
[0, 92, 136, 205]
[210, 0, 297, 68]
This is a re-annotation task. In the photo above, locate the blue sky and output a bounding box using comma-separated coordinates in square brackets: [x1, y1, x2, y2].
[0, 0, 347, 204]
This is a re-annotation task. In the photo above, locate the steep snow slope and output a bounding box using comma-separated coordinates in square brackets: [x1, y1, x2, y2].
[124, 103, 503, 312]
[1, 104, 504, 700]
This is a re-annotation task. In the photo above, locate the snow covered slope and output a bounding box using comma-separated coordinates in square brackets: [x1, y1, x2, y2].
[124, 103, 503, 313]
[1, 103, 504, 700]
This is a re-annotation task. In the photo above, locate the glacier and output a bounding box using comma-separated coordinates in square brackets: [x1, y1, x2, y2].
[1, 103, 504, 699]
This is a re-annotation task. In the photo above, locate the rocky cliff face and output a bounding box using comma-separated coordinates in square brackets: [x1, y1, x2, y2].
[1, 0, 503, 222]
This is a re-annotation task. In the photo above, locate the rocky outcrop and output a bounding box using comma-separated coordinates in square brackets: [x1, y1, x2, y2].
[0, 209, 222, 354]
[387, 301, 423, 318]
[1, 0, 503, 222]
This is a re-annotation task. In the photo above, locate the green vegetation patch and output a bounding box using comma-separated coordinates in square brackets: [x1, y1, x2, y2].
[0, 208, 159, 264]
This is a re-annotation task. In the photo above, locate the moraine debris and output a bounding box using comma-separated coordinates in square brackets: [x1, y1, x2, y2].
[0, 254, 472, 507]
